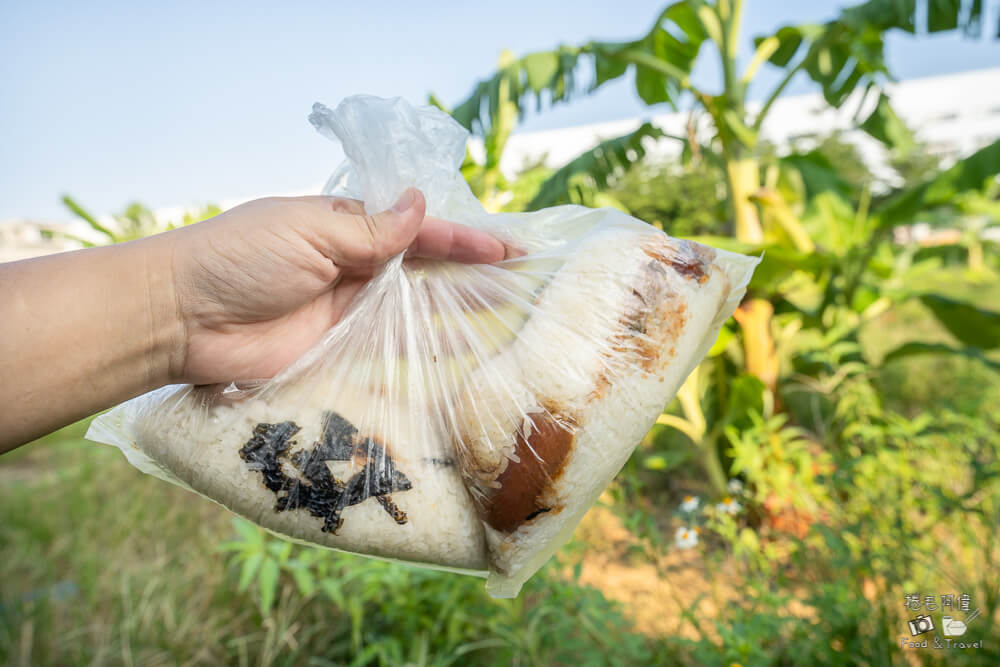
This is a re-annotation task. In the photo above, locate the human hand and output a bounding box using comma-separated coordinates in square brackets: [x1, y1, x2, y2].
[164, 188, 505, 384]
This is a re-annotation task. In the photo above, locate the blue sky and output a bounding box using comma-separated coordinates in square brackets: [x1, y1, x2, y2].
[2, 0, 999, 221]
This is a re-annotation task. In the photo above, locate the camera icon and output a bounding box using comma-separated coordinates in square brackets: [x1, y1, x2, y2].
[908, 614, 935, 636]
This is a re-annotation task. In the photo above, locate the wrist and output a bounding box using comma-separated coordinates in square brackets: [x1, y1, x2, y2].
[136, 233, 188, 387]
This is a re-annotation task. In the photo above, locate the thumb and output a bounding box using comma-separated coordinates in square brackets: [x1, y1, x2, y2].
[338, 187, 426, 266]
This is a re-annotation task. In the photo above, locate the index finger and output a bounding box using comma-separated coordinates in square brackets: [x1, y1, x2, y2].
[407, 217, 507, 264]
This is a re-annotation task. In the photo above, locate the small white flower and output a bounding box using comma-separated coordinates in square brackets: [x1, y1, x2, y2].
[728, 478, 744, 494]
[716, 496, 742, 515]
[674, 525, 699, 549]
[680, 495, 700, 513]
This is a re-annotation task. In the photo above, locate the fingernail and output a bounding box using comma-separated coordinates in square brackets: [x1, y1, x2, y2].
[392, 188, 416, 213]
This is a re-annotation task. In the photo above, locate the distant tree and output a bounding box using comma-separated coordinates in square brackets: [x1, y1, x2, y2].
[811, 132, 875, 200]
[607, 159, 729, 237]
[499, 159, 555, 213]
[48, 195, 221, 246]
[890, 141, 942, 188]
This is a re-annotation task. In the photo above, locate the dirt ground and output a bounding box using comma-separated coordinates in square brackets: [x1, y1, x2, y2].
[571, 502, 736, 640]
[570, 494, 833, 643]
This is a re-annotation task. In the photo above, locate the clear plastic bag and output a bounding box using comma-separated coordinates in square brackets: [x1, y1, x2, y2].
[86, 95, 760, 597]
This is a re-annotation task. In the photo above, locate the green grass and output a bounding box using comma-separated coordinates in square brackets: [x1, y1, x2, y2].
[1, 422, 246, 665]
[0, 421, 662, 666]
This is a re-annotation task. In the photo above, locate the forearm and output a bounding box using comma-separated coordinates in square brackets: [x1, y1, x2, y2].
[0, 235, 183, 452]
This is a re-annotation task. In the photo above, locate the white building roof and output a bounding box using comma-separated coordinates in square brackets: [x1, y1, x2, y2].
[492, 66, 1000, 183]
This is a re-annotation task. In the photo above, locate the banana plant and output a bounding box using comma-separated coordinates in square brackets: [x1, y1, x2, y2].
[429, 50, 522, 214]
[442, 0, 997, 395]
[447, 0, 995, 226]
[439, 0, 1000, 497]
